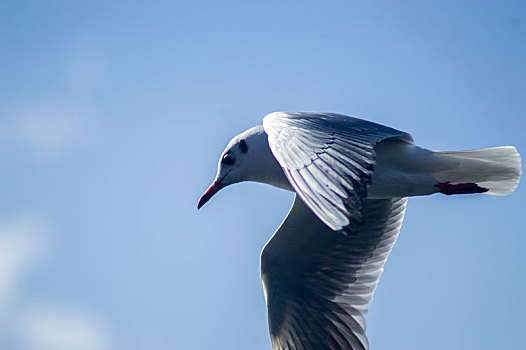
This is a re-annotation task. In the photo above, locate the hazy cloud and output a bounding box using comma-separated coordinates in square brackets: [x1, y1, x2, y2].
[0, 217, 48, 312]
[0, 217, 113, 350]
[0, 44, 104, 159]
[18, 304, 112, 350]
[16, 109, 83, 155]
[0, 101, 85, 158]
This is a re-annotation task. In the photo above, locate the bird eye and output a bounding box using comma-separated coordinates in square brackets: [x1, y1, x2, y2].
[239, 139, 248, 153]
[222, 154, 235, 165]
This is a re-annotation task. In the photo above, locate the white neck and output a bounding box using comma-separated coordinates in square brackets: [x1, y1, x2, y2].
[239, 126, 293, 191]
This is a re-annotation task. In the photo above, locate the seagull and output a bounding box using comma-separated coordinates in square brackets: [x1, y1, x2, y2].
[197, 112, 521, 350]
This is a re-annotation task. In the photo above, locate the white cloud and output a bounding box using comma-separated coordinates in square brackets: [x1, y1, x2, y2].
[15, 109, 83, 156]
[0, 101, 85, 158]
[0, 217, 48, 312]
[18, 304, 112, 350]
[0, 217, 114, 350]
[0, 43, 104, 159]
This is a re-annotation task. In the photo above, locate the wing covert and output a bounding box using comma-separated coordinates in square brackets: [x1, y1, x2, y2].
[263, 112, 412, 232]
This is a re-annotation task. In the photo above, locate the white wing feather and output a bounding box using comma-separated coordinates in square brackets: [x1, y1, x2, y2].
[263, 112, 412, 232]
[261, 195, 408, 350]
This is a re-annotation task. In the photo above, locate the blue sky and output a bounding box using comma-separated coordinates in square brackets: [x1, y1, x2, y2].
[0, 1, 524, 349]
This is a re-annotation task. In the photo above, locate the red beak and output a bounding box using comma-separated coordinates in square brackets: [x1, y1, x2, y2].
[197, 182, 223, 209]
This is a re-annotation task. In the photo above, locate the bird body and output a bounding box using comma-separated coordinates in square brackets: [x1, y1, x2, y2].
[198, 112, 521, 350]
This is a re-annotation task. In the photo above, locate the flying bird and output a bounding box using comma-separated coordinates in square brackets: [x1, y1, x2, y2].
[197, 112, 521, 350]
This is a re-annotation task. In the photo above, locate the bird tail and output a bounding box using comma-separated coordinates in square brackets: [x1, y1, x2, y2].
[433, 146, 521, 195]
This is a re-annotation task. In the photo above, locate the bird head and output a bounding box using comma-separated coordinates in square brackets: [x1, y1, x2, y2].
[197, 126, 269, 209]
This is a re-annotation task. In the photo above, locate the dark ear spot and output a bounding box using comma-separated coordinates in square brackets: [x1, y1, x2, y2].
[239, 139, 248, 153]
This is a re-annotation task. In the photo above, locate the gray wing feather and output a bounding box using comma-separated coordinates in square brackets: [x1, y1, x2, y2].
[261, 195, 408, 350]
[263, 112, 413, 231]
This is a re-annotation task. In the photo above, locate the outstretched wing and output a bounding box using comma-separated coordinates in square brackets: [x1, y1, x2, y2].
[263, 112, 412, 232]
[261, 195, 407, 350]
